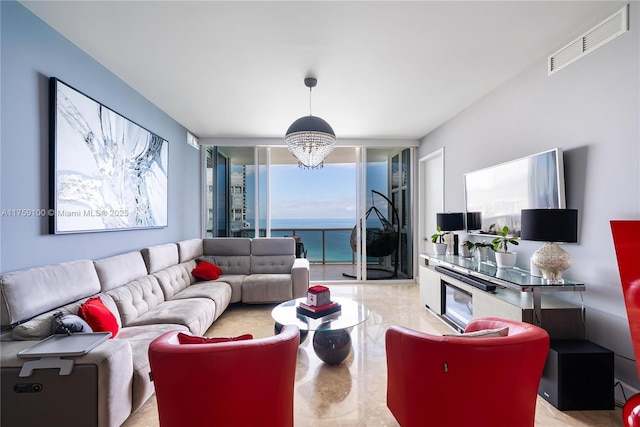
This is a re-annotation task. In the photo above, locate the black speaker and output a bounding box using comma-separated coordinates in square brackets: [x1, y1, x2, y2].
[538, 340, 614, 410]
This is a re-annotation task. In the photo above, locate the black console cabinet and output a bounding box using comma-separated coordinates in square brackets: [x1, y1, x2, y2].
[538, 339, 614, 410]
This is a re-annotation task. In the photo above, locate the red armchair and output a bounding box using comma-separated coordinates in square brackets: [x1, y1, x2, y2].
[385, 317, 550, 427]
[611, 220, 640, 427]
[148, 325, 299, 427]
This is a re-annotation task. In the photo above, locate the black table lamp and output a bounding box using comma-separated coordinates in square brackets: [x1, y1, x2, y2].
[437, 212, 465, 255]
[521, 209, 578, 282]
[466, 212, 482, 232]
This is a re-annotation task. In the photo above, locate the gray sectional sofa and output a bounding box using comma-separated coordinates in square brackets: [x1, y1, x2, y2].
[0, 237, 309, 427]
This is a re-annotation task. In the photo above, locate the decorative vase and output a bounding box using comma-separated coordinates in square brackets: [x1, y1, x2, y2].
[433, 243, 447, 255]
[495, 251, 517, 269]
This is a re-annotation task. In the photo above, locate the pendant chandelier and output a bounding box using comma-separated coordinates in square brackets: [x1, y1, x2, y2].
[285, 77, 336, 169]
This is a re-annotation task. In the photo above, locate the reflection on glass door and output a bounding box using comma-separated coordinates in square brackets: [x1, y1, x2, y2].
[360, 148, 413, 280]
[204, 147, 228, 237]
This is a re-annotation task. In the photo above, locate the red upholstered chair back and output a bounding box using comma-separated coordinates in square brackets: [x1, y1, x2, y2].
[385, 317, 549, 427]
[611, 220, 640, 426]
[148, 325, 299, 427]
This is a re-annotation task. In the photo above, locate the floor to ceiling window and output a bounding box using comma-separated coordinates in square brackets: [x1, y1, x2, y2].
[204, 144, 413, 281]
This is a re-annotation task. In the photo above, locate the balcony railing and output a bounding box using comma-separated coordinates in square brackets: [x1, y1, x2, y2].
[270, 227, 355, 264]
[218, 226, 390, 265]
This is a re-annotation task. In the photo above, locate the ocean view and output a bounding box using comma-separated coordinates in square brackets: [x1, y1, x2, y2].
[268, 218, 387, 263]
[269, 218, 355, 262]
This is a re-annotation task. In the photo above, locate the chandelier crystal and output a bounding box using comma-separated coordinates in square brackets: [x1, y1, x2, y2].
[285, 78, 336, 169]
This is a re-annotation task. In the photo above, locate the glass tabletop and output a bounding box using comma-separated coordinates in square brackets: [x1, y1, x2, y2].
[422, 253, 585, 291]
[271, 297, 369, 332]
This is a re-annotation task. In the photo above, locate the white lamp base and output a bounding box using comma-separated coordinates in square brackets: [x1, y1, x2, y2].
[444, 233, 455, 255]
[531, 242, 571, 282]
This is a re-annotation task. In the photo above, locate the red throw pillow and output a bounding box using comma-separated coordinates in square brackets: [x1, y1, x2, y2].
[78, 297, 119, 338]
[192, 261, 222, 280]
[177, 332, 253, 344]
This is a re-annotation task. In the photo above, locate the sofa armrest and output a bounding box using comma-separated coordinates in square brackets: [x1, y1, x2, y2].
[1, 339, 133, 427]
[291, 258, 310, 298]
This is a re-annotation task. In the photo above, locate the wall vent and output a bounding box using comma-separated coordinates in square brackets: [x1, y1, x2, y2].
[548, 4, 629, 75]
[186, 131, 200, 150]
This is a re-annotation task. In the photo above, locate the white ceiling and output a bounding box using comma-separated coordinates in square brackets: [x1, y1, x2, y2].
[21, 1, 621, 140]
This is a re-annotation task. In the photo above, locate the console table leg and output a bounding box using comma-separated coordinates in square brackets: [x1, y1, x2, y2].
[533, 291, 542, 326]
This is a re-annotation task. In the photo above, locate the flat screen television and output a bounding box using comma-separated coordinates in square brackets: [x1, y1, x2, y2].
[464, 148, 566, 236]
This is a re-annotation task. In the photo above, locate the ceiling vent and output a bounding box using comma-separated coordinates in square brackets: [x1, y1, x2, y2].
[548, 4, 629, 75]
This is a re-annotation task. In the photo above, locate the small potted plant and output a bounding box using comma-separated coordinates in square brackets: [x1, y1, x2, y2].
[463, 240, 492, 261]
[491, 226, 519, 268]
[431, 226, 450, 255]
[460, 240, 474, 257]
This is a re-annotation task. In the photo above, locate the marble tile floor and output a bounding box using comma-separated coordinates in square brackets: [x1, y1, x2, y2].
[123, 283, 623, 427]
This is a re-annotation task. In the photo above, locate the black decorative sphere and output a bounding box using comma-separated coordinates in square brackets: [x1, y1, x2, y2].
[312, 329, 352, 364]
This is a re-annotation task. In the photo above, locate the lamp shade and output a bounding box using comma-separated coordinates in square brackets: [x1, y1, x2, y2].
[436, 212, 464, 231]
[520, 209, 578, 243]
[466, 212, 482, 231]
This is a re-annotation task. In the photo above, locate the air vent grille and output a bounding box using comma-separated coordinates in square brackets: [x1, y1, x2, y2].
[548, 4, 629, 75]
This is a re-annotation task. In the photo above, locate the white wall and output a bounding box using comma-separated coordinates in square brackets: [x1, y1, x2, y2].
[419, 3, 640, 389]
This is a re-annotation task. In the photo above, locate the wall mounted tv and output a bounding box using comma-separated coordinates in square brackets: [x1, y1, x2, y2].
[464, 148, 566, 236]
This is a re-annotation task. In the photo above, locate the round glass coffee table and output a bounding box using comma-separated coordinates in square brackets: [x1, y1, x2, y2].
[272, 297, 369, 364]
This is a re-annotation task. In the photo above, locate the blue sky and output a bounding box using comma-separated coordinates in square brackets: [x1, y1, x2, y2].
[271, 164, 357, 220]
[238, 162, 387, 222]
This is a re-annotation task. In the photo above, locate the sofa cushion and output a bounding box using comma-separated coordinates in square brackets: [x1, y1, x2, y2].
[106, 276, 166, 326]
[78, 296, 119, 338]
[177, 238, 203, 263]
[202, 238, 251, 275]
[127, 298, 216, 335]
[199, 255, 249, 276]
[171, 281, 232, 320]
[192, 261, 222, 280]
[215, 274, 245, 303]
[153, 262, 194, 300]
[12, 300, 84, 340]
[242, 274, 293, 303]
[94, 251, 148, 292]
[11, 294, 121, 340]
[0, 259, 100, 326]
[116, 323, 189, 411]
[250, 238, 295, 274]
[141, 243, 179, 274]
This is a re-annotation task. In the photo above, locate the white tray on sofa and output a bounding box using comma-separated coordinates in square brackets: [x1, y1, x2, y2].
[17, 332, 111, 377]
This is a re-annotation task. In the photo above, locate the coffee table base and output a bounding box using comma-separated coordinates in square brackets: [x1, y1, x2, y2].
[275, 322, 309, 344]
[274, 323, 352, 364]
[312, 329, 351, 364]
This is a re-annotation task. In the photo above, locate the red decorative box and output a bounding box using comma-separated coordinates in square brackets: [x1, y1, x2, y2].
[307, 285, 330, 306]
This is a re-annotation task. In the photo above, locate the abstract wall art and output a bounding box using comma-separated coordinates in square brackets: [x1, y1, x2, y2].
[49, 78, 168, 234]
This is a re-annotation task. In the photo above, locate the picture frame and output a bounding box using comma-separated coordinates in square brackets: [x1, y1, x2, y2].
[49, 78, 168, 234]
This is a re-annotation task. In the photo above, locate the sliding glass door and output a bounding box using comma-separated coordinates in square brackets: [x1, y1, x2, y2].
[204, 144, 413, 281]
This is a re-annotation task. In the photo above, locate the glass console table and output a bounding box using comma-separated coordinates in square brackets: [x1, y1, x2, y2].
[420, 253, 585, 328]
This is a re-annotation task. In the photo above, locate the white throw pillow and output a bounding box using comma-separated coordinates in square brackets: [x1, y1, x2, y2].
[445, 326, 509, 338]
